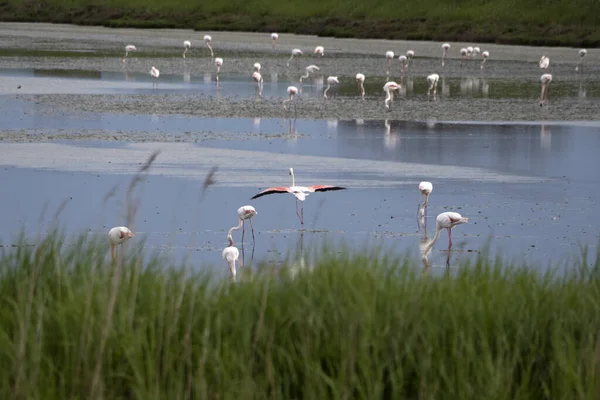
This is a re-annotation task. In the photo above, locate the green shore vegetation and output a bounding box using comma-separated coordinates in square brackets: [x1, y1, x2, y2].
[1, 0, 599, 47]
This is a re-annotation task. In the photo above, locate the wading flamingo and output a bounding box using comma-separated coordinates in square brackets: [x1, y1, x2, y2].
[398, 55, 408, 77]
[283, 86, 298, 116]
[108, 226, 134, 263]
[149, 66, 159, 89]
[419, 181, 433, 206]
[473, 47, 481, 57]
[441, 43, 450, 66]
[236, 205, 257, 245]
[300, 65, 320, 86]
[384, 81, 401, 111]
[271, 33, 279, 49]
[481, 51, 490, 70]
[254, 62, 261, 72]
[576, 49, 587, 72]
[422, 211, 469, 256]
[356, 73, 365, 99]
[122, 44, 137, 62]
[222, 229, 239, 280]
[406, 50, 415, 67]
[204, 35, 214, 58]
[314, 46, 324, 58]
[540, 73, 552, 106]
[287, 48, 303, 67]
[385, 51, 395, 79]
[460, 48, 468, 67]
[214, 57, 223, 84]
[466, 46, 474, 59]
[252, 71, 263, 98]
[183, 40, 191, 58]
[324, 76, 339, 99]
[539, 56, 550, 70]
[427, 73, 439, 96]
[251, 167, 346, 226]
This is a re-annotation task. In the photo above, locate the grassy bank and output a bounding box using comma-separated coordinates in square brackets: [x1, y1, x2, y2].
[1, 0, 599, 47]
[1, 231, 600, 399]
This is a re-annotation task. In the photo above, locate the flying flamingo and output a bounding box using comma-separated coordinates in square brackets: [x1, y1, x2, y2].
[539, 56, 550, 70]
[222, 228, 240, 280]
[283, 86, 299, 116]
[460, 48, 467, 67]
[250, 167, 346, 226]
[203, 35, 214, 58]
[252, 71, 263, 98]
[540, 73, 552, 106]
[183, 40, 191, 58]
[271, 33, 279, 49]
[314, 46, 324, 58]
[480, 51, 490, 70]
[385, 51, 395, 79]
[384, 81, 401, 111]
[122, 44, 137, 63]
[427, 73, 439, 97]
[324, 76, 339, 99]
[108, 226, 134, 263]
[421, 212, 469, 256]
[406, 50, 415, 67]
[576, 49, 587, 72]
[441, 43, 450, 67]
[356, 73, 365, 99]
[254, 62, 261, 72]
[149, 66, 159, 89]
[419, 181, 433, 206]
[300, 65, 320, 86]
[287, 48, 303, 67]
[214, 57, 223, 85]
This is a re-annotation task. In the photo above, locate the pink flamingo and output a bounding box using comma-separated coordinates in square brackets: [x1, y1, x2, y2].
[271, 33, 279, 49]
[422, 211, 469, 254]
[441, 43, 450, 67]
[108, 226, 134, 263]
[540, 74, 552, 106]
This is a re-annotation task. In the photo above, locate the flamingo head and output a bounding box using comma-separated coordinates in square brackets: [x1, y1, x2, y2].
[289, 167, 294, 176]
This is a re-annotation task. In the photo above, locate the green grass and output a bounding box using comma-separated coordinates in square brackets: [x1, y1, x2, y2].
[1, 0, 599, 47]
[1, 229, 600, 399]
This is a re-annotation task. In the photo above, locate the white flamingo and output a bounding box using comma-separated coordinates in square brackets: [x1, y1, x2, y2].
[540, 73, 552, 106]
[271, 33, 279, 49]
[203, 35, 214, 58]
[230, 205, 258, 246]
[122, 44, 137, 63]
[183, 40, 191, 58]
[254, 62, 261, 72]
[222, 231, 239, 280]
[539, 56, 550, 70]
[576, 49, 587, 72]
[406, 50, 415, 67]
[287, 48, 303, 67]
[385, 51, 395, 79]
[460, 48, 468, 67]
[300, 65, 320, 85]
[252, 71, 263, 98]
[422, 212, 469, 256]
[480, 51, 490, 70]
[473, 47, 481, 57]
[149, 66, 159, 89]
[251, 167, 346, 226]
[324, 76, 339, 99]
[398, 55, 408, 77]
[356, 73, 365, 99]
[441, 43, 450, 67]
[383, 81, 401, 111]
[214, 57, 223, 84]
[466, 46, 474, 59]
[427, 73, 439, 96]
[314, 46, 324, 58]
[108, 226, 134, 263]
[283, 86, 299, 116]
[419, 181, 433, 206]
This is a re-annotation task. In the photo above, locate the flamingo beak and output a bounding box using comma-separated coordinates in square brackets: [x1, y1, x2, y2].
[128, 231, 135, 238]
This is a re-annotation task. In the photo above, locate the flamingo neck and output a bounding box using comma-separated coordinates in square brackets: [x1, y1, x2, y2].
[422, 225, 443, 256]
[290, 170, 296, 187]
[227, 219, 243, 244]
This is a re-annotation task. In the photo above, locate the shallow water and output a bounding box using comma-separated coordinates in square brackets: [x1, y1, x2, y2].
[0, 24, 599, 275]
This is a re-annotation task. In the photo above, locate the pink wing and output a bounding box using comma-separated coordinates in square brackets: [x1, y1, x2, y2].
[251, 186, 292, 199]
[307, 185, 346, 193]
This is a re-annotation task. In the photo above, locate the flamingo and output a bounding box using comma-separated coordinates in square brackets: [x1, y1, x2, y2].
[250, 167, 346, 226]
[422, 212, 469, 256]
[314, 46, 324, 58]
[441, 43, 450, 67]
[108, 226, 134, 263]
[460, 48, 468, 67]
[385, 51, 394, 79]
[300, 65, 320, 86]
[283, 86, 298, 116]
[203, 35, 214, 58]
[237, 205, 258, 245]
[480, 51, 490, 70]
[576, 49, 587, 72]
[473, 47, 481, 57]
[466, 46, 474, 59]
[427, 73, 439, 96]
[324, 76, 339, 99]
[271, 33, 279, 49]
[149, 66, 159, 89]
[419, 181, 433, 206]
[122, 44, 137, 63]
[287, 48, 303, 67]
[406, 50, 415, 67]
[398, 55, 408, 77]
[356, 73, 365, 99]
[222, 228, 240, 280]
[214, 57, 223, 84]
[183, 40, 191, 58]
[540, 73, 552, 106]
[252, 71, 263, 98]
[539, 56, 550, 70]
[254, 62, 261, 72]
[384, 81, 401, 111]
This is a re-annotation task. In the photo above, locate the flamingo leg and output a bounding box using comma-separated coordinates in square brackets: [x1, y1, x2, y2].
[241, 219, 245, 246]
[111, 244, 116, 263]
[295, 199, 302, 224]
[249, 218, 255, 243]
[301, 202, 305, 225]
[447, 228, 453, 249]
